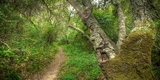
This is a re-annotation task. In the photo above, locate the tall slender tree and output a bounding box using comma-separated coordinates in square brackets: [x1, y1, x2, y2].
[114, 0, 126, 50]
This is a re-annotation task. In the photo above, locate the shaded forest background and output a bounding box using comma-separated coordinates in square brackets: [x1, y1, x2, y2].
[0, 0, 160, 80]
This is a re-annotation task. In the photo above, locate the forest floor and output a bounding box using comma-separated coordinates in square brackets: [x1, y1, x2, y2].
[28, 47, 67, 80]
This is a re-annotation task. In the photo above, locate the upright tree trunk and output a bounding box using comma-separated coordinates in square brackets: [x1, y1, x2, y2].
[114, 0, 126, 50]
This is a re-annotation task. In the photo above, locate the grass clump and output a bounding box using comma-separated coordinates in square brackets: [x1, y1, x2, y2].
[59, 44, 102, 80]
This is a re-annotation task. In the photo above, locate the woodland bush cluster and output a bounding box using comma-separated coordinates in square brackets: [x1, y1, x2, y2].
[0, 5, 58, 79]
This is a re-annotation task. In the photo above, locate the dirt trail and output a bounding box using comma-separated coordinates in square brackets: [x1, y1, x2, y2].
[27, 47, 66, 80]
[40, 47, 66, 80]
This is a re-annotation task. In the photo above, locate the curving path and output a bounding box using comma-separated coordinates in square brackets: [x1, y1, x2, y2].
[40, 47, 66, 80]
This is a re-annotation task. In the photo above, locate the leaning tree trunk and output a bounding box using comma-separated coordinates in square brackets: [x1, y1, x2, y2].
[67, 0, 118, 63]
[101, 0, 156, 79]
[67, 0, 156, 79]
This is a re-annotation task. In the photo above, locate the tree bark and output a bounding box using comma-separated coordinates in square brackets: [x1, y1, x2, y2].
[102, 0, 156, 79]
[67, 0, 156, 79]
[67, 0, 118, 62]
[114, 0, 126, 50]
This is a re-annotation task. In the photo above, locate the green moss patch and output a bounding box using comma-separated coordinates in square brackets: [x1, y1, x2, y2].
[101, 20, 156, 80]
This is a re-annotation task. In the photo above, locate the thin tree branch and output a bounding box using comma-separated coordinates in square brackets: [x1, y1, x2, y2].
[68, 25, 95, 48]
[17, 10, 37, 27]
[154, 45, 160, 50]
[41, 0, 55, 16]
[0, 40, 11, 49]
[68, 25, 90, 40]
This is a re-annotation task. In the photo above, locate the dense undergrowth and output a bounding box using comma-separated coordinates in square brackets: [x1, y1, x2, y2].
[151, 19, 160, 80]
[0, 0, 160, 80]
[0, 26, 59, 80]
[0, 41, 58, 80]
[0, 5, 59, 79]
[59, 44, 102, 80]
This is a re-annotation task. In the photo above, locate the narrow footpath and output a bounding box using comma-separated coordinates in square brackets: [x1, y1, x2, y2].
[40, 47, 66, 80]
[28, 47, 66, 80]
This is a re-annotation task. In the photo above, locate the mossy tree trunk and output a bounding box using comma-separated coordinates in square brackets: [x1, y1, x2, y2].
[67, 0, 156, 79]
[103, 0, 156, 79]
